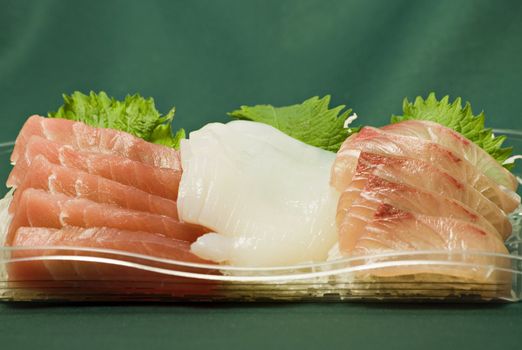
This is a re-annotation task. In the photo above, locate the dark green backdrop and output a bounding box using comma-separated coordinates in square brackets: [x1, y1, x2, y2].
[1, 0, 521, 349]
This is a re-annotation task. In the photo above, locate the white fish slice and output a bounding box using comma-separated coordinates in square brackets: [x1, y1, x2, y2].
[178, 121, 339, 267]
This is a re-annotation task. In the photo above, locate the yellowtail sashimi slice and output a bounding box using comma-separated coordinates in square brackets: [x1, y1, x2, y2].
[351, 204, 509, 282]
[338, 174, 506, 253]
[331, 127, 520, 213]
[343, 152, 513, 237]
[381, 120, 518, 191]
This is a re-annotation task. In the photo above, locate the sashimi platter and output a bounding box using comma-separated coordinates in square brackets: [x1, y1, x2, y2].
[1, 91, 521, 302]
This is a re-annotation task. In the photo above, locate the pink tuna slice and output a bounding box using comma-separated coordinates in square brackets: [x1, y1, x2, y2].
[8, 155, 179, 219]
[9, 226, 214, 283]
[7, 136, 180, 200]
[10, 115, 181, 170]
[6, 189, 207, 246]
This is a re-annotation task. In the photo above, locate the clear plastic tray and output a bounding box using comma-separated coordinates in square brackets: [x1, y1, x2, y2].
[0, 130, 521, 303]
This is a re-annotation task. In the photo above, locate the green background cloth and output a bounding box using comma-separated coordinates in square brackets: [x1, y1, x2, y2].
[1, 0, 522, 348]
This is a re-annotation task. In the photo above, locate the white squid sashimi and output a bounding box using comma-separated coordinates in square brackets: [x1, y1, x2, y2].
[178, 121, 339, 267]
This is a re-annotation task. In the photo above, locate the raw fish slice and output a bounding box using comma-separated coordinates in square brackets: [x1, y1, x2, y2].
[331, 127, 519, 212]
[179, 121, 339, 267]
[8, 156, 179, 219]
[11, 115, 181, 169]
[350, 204, 509, 282]
[7, 136, 180, 200]
[6, 189, 206, 245]
[339, 175, 503, 250]
[381, 120, 518, 191]
[338, 174, 506, 253]
[353, 152, 519, 214]
[8, 226, 212, 281]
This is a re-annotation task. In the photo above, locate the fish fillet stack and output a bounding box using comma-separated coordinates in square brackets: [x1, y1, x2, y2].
[331, 120, 520, 282]
[4, 115, 211, 283]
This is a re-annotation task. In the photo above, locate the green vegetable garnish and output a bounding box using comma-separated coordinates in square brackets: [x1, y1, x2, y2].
[392, 92, 514, 170]
[229, 95, 358, 152]
[49, 91, 185, 149]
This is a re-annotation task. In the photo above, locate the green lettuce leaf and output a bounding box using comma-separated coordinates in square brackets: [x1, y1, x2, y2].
[49, 91, 185, 149]
[229, 96, 358, 152]
[392, 92, 514, 170]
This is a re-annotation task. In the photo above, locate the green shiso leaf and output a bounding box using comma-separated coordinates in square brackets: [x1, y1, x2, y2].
[49, 91, 184, 149]
[392, 92, 514, 170]
[229, 95, 358, 152]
